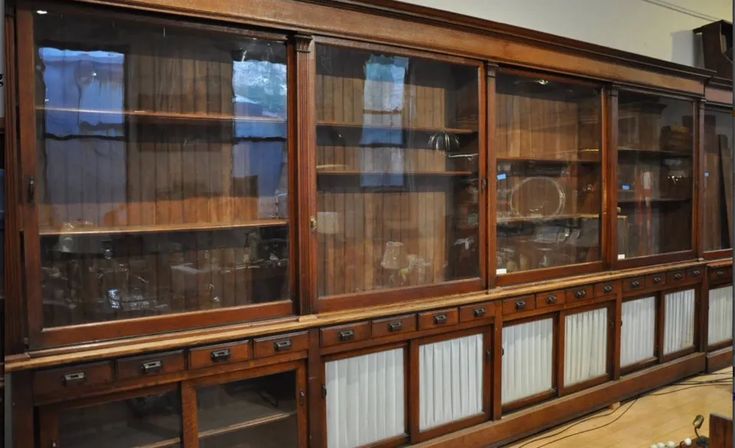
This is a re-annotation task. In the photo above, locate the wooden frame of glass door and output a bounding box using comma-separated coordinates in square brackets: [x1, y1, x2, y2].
[15, 1, 301, 348]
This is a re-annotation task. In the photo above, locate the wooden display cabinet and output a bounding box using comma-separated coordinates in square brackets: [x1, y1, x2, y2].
[613, 89, 696, 266]
[16, 3, 297, 347]
[494, 70, 604, 283]
[313, 39, 486, 311]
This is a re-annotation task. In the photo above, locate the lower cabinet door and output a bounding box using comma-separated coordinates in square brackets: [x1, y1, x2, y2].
[325, 346, 406, 448]
[708, 285, 733, 346]
[663, 289, 696, 356]
[620, 296, 656, 369]
[39, 385, 182, 448]
[502, 318, 554, 407]
[563, 307, 609, 388]
[192, 365, 304, 448]
[417, 331, 485, 433]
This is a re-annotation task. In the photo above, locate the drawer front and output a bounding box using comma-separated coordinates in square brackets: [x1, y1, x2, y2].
[459, 301, 495, 323]
[321, 321, 371, 347]
[709, 266, 732, 283]
[535, 290, 565, 309]
[117, 351, 185, 380]
[372, 314, 417, 338]
[253, 332, 309, 358]
[623, 276, 645, 293]
[645, 273, 667, 289]
[687, 267, 703, 280]
[189, 341, 251, 370]
[594, 281, 620, 297]
[502, 295, 535, 315]
[566, 285, 593, 302]
[418, 308, 459, 330]
[34, 361, 113, 397]
[667, 270, 687, 285]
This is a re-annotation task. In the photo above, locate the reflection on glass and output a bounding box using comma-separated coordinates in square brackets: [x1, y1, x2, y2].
[617, 91, 693, 258]
[197, 371, 297, 448]
[33, 8, 290, 327]
[59, 389, 181, 448]
[495, 73, 602, 273]
[703, 106, 733, 252]
[315, 45, 480, 297]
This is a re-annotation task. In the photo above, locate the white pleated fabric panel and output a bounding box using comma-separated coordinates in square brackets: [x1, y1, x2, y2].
[419, 333, 483, 430]
[325, 348, 405, 448]
[620, 296, 656, 367]
[663, 289, 695, 355]
[708, 286, 733, 345]
[501, 318, 553, 404]
[564, 308, 608, 386]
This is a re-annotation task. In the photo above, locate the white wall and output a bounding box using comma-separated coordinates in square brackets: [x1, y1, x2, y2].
[398, 0, 731, 67]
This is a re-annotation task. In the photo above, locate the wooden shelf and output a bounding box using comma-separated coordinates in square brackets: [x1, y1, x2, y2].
[618, 146, 691, 157]
[39, 219, 288, 236]
[317, 169, 473, 176]
[497, 213, 599, 224]
[497, 156, 600, 164]
[137, 438, 181, 448]
[198, 411, 296, 441]
[618, 197, 691, 205]
[38, 106, 286, 125]
[317, 120, 476, 135]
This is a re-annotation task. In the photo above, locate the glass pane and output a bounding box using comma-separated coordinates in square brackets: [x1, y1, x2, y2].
[315, 45, 480, 297]
[33, 8, 290, 327]
[495, 73, 602, 274]
[197, 371, 297, 448]
[703, 106, 733, 251]
[617, 91, 693, 258]
[59, 389, 181, 448]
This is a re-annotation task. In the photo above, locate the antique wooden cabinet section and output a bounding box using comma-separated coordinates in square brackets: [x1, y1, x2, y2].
[3, 0, 730, 447]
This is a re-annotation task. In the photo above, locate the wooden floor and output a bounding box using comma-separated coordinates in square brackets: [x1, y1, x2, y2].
[508, 368, 733, 448]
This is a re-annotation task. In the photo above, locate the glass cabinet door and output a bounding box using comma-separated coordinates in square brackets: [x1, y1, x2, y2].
[616, 91, 694, 259]
[702, 106, 733, 253]
[26, 6, 291, 331]
[195, 371, 299, 447]
[315, 44, 481, 300]
[495, 72, 602, 274]
[43, 387, 182, 448]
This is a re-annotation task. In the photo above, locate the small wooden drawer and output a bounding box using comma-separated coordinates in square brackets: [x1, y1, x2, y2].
[418, 308, 459, 330]
[321, 322, 371, 347]
[253, 332, 309, 358]
[189, 341, 251, 370]
[372, 314, 416, 338]
[460, 301, 496, 322]
[566, 285, 593, 302]
[687, 267, 704, 280]
[645, 273, 667, 288]
[502, 295, 535, 315]
[34, 361, 113, 397]
[594, 281, 620, 297]
[117, 351, 185, 381]
[623, 276, 645, 293]
[535, 290, 565, 309]
[709, 267, 732, 283]
[667, 270, 687, 285]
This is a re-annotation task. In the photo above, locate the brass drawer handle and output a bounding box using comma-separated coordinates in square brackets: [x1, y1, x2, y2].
[716, 270, 726, 277]
[210, 349, 231, 362]
[575, 289, 587, 299]
[63, 371, 86, 386]
[338, 330, 355, 341]
[602, 284, 613, 293]
[515, 300, 526, 311]
[274, 340, 293, 352]
[388, 321, 403, 332]
[691, 269, 701, 277]
[434, 314, 448, 324]
[473, 307, 486, 318]
[673, 272, 683, 280]
[546, 295, 557, 304]
[630, 280, 641, 288]
[652, 275, 663, 283]
[141, 360, 162, 375]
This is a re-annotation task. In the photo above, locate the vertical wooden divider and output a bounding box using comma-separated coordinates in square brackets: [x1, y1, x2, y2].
[492, 303, 503, 420]
[181, 382, 199, 448]
[694, 100, 705, 259]
[607, 87, 619, 268]
[486, 63, 498, 289]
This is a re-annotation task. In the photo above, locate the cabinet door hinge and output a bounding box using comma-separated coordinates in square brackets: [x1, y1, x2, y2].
[486, 349, 492, 361]
[321, 384, 327, 398]
[480, 178, 488, 191]
[27, 176, 35, 203]
[299, 390, 306, 406]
